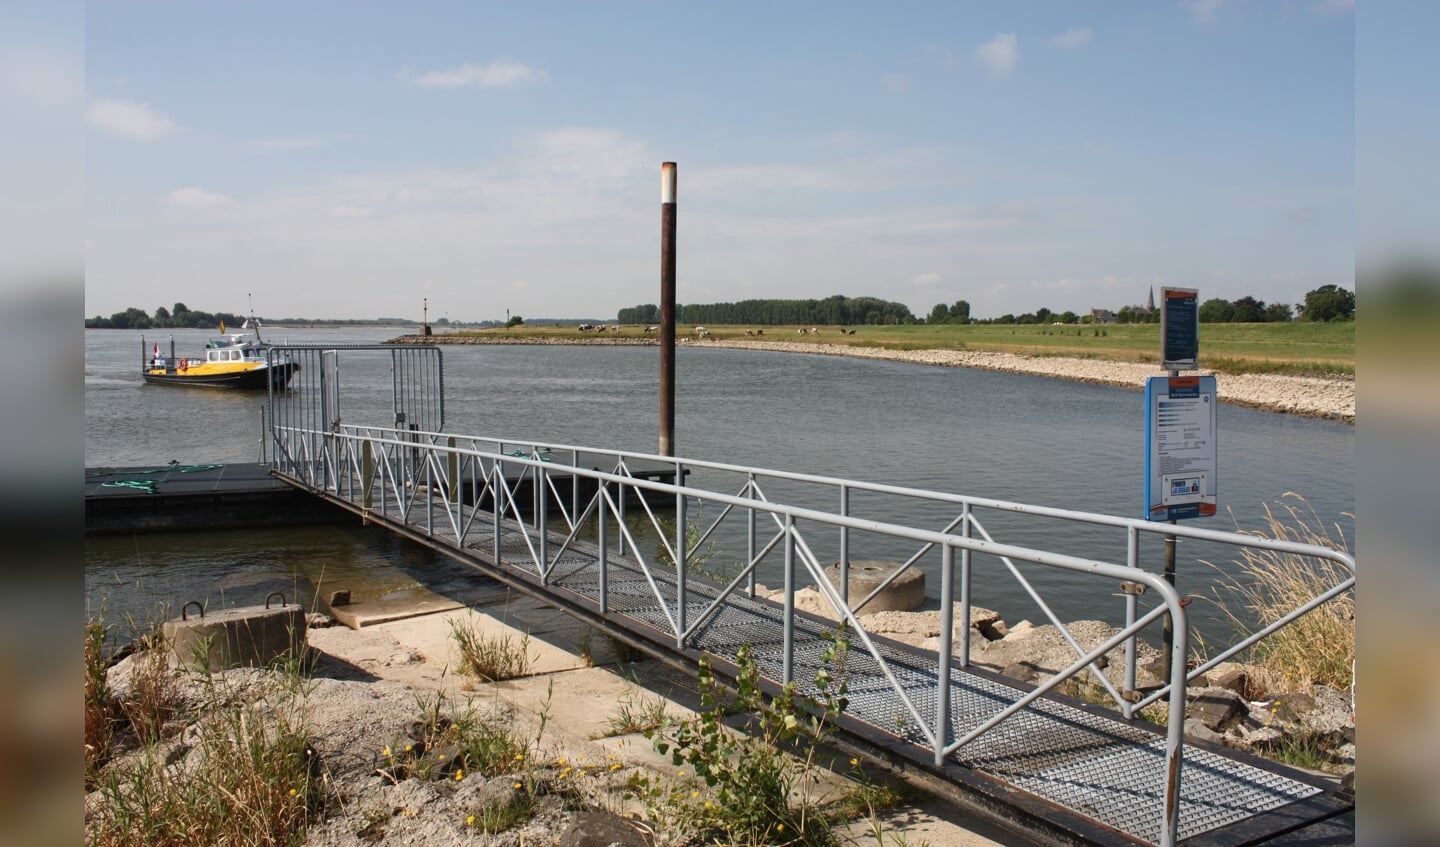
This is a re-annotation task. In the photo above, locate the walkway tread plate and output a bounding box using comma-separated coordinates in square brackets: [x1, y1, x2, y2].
[302, 472, 1344, 845]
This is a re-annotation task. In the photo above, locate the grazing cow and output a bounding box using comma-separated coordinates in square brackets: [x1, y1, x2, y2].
[797, 328, 807, 335]
[744, 329, 754, 336]
[696, 327, 710, 339]
[756, 329, 764, 336]
[578, 323, 593, 332]
[644, 325, 658, 333]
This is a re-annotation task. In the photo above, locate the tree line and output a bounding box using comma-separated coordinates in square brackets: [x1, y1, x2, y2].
[618, 296, 917, 326]
[85, 303, 250, 330]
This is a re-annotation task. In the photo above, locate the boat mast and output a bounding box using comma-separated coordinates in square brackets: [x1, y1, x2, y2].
[248, 292, 263, 342]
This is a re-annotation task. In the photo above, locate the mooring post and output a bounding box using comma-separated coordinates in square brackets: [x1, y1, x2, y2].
[1161, 370, 1179, 682]
[659, 162, 677, 457]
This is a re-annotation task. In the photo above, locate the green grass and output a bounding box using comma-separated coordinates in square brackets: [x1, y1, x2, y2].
[427, 321, 1353, 377]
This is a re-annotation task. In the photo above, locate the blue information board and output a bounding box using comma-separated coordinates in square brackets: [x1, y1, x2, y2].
[1144, 375, 1217, 521]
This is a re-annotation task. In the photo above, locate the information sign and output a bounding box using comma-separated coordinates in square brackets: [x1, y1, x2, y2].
[1160, 287, 1199, 371]
[1144, 375, 1217, 521]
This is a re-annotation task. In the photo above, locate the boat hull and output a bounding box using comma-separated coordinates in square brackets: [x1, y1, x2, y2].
[143, 361, 298, 390]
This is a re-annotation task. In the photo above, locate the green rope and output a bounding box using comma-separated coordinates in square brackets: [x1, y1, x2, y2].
[101, 479, 159, 494]
[504, 449, 552, 462]
[88, 462, 225, 480]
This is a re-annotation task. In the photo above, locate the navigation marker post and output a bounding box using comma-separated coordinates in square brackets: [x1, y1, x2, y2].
[659, 162, 677, 458]
[1146, 287, 1214, 682]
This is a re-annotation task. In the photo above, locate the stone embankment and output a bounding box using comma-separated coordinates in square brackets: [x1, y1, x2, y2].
[388, 334, 1354, 422]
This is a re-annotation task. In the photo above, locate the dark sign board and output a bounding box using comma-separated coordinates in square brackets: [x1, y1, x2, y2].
[1160, 287, 1198, 371]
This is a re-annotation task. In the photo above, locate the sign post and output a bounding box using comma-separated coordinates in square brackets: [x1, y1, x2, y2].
[1146, 286, 1210, 683]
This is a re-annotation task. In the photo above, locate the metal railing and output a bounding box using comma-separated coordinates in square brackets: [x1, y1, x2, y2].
[269, 416, 1354, 847]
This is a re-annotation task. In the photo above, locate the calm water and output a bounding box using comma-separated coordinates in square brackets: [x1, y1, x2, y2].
[86, 328, 1354, 642]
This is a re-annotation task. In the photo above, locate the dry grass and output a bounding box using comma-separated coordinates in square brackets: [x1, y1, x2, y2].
[85, 615, 117, 786]
[1210, 494, 1354, 695]
[88, 661, 321, 847]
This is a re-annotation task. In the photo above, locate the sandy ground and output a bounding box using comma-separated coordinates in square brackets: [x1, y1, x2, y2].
[93, 593, 1028, 847]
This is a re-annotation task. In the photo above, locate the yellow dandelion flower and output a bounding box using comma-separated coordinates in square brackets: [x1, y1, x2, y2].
[467, 815, 475, 826]
[777, 824, 785, 832]
[610, 763, 622, 771]
[513, 781, 522, 790]
[705, 800, 713, 809]
[382, 746, 391, 757]
[437, 753, 446, 760]
[455, 770, 464, 781]
[405, 744, 413, 752]
[692, 790, 700, 798]
[850, 758, 859, 766]
[557, 757, 567, 766]
[288, 788, 297, 796]
[514, 753, 524, 761]
[677, 770, 685, 778]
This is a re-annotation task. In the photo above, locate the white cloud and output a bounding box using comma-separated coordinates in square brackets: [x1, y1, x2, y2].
[327, 204, 374, 218]
[249, 136, 330, 152]
[403, 61, 543, 89]
[912, 272, 942, 287]
[882, 73, 909, 94]
[1182, 0, 1224, 23]
[1049, 28, 1093, 49]
[167, 186, 232, 208]
[975, 34, 1018, 76]
[86, 98, 177, 140]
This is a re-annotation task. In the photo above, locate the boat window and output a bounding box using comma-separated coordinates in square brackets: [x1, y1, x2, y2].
[229, 350, 241, 361]
[209, 351, 218, 362]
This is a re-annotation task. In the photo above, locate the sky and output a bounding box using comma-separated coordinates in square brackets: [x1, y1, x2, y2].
[83, 0, 1355, 323]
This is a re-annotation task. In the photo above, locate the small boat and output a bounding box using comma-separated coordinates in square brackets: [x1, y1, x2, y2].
[143, 321, 299, 390]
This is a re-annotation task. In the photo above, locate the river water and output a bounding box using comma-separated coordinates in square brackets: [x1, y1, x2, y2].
[85, 328, 1354, 644]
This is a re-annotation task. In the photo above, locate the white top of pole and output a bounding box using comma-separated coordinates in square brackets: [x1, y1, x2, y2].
[661, 162, 677, 204]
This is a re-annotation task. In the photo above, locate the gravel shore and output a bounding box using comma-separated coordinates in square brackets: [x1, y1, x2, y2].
[390, 334, 1354, 423]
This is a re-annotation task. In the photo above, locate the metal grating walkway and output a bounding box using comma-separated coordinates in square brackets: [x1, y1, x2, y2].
[293, 475, 1339, 846]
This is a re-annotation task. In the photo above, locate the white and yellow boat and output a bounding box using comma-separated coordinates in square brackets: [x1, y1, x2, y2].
[143, 321, 298, 390]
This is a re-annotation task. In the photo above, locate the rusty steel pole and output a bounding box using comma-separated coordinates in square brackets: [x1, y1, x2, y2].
[659, 162, 677, 456]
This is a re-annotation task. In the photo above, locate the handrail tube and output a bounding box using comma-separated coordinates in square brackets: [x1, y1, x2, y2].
[339, 423, 1353, 576]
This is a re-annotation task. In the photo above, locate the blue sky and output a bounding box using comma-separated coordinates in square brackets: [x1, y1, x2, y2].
[84, 1, 1354, 323]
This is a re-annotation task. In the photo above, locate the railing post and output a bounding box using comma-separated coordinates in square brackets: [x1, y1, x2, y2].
[492, 459, 503, 562]
[617, 478, 627, 556]
[839, 484, 850, 605]
[362, 440, 374, 512]
[746, 473, 757, 599]
[675, 462, 687, 649]
[1161, 601, 1188, 847]
[959, 503, 972, 667]
[936, 544, 955, 766]
[597, 488, 608, 596]
[425, 442, 433, 537]
[1125, 526, 1140, 703]
[782, 513, 795, 685]
[538, 463, 549, 579]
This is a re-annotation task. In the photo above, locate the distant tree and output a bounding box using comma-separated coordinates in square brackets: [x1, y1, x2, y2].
[1301, 285, 1355, 322]
[949, 300, 971, 324]
[505, 315, 524, 328]
[1230, 296, 1266, 323]
[1264, 302, 1294, 323]
[153, 306, 171, 326]
[1116, 305, 1136, 324]
[928, 303, 950, 325]
[1059, 310, 1078, 324]
[995, 313, 1016, 325]
[1198, 298, 1235, 323]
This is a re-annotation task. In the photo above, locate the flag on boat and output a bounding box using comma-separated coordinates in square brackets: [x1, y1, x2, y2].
[241, 319, 249, 329]
[152, 343, 159, 360]
[219, 320, 226, 334]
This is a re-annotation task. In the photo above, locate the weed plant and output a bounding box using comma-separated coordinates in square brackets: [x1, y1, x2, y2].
[450, 616, 534, 682]
[639, 633, 862, 846]
[604, 682, 670, 736]
[85, 612, 117, 786]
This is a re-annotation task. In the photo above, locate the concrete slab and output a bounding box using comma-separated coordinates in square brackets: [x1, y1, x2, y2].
[328, 582, 509, 629]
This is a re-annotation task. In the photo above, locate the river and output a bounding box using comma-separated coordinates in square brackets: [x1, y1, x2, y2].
[85, 328, 1354, 645]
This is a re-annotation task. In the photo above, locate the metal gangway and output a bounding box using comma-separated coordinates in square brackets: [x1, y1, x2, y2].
[266, 344, 1354, 846]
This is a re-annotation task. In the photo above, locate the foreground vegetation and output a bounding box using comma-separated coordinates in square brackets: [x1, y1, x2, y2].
[440, 320, 1354, 377]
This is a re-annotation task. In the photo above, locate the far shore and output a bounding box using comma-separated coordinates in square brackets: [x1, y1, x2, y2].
[385, 333, 1355, 423]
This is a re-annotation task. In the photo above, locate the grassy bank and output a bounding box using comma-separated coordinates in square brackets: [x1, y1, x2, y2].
[439, 322, 1354, 377]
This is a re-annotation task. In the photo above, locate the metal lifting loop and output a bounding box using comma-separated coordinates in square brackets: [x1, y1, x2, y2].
[181, 600, 204, 621]
[265, 591, 287, 609]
